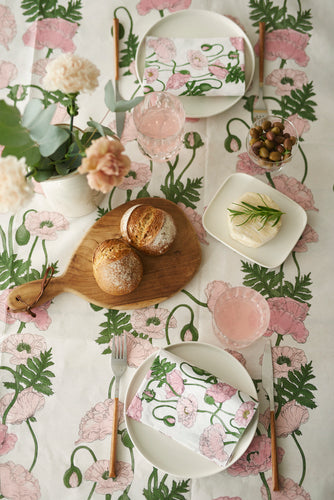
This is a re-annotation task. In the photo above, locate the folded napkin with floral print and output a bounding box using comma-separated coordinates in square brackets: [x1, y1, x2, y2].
[126, 349, 258, 467]
[143, 36, 245, 97]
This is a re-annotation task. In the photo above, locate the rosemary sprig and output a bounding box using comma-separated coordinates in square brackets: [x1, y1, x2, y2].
[228, 194, 285, 229]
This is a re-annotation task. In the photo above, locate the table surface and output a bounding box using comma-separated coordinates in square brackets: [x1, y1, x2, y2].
[0, 1, 333, 499]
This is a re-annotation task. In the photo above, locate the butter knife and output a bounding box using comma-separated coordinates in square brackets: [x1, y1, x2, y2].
[113, 16, 125, 139]
[262, 339, 279, 491]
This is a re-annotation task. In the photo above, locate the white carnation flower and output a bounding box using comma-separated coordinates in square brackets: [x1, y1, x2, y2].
[0, 156, 33, 213]
[43, 53, 100, 94]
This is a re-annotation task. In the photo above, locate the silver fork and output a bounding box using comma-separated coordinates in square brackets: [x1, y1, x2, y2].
[109, 333, 127, 478]
[253, 21, 268, 121]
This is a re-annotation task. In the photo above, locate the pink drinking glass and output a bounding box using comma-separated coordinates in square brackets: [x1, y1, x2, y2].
[133, 91, 185, 161]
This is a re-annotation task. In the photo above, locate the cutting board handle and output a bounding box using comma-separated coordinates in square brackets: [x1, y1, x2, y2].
[6, 276, 66, 313]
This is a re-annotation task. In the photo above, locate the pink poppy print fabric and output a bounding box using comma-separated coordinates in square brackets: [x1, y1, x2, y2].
[127, 349, 258, 467]
[144, 36, 245, 96]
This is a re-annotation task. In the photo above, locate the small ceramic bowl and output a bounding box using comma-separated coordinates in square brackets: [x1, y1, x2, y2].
[246, 115, 299, 173]
[212, 286, 270, 349]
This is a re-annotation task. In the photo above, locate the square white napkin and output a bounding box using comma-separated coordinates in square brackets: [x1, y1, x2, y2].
[127, 349, 258, 467]
[143, 36, 245, 97]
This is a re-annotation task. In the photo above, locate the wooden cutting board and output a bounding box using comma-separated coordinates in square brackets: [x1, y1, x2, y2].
[7, 198, 202, 311]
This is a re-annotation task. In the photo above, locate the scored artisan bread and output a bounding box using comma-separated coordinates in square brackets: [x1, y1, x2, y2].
[92, 239, 143, 295]
[120, 204, 177, 255]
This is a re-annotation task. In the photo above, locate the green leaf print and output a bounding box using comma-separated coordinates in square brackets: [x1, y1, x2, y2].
[0, 250, 30, 289]
[143, 467, 190, 500]
[95, 310, 132, 350]
[21, 0, 83, 24]
[272, 83, 317, 121]
[16, 349, 55, 396]
[150, 356, 176, 388]
[275, 362, 317, 410]
[249, 0, 312, 33]
[160, 177, 203, 209]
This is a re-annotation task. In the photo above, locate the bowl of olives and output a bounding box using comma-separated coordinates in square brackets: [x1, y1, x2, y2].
[246, 115, 299, 172]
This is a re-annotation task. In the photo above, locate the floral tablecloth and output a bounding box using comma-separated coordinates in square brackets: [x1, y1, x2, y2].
[0, 1, 333, 499]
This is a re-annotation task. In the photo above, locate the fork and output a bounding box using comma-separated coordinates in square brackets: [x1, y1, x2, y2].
[253, 21, 267, 121]
[109, 333, 127, 478]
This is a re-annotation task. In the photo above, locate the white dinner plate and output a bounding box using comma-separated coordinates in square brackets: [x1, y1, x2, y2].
[202, 173, 308, 268]
[125, 341, 259, 478]
[135, 10, 255, 118]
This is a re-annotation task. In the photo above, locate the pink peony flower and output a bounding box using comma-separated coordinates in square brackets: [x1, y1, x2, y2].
[264, 345, 307, 378]
[177, 394, 198, 427]
[236, 151, 266, 176]
[293, 224, 318, 252]
[199, 423, 228, 463]
[0, 387, 45, 424]
[260, 400, 309, 438]
[78, 137, 131, 193]
[208, 59, 229, 80]
[273, 175, 318, 211]
[75, 399, 124, 444]
[165, 369, 184, 398]
[166, 72, 190, 90]
[230, 37, 244, 51]
[22, 18, 77, 53]
[265, 68, 308, 96]
[234, 401, 256, 427]
[265, 297, 309, 343]
[206, 382, 237, 404]
[124, 332, 158, 368]
[0, 289, 52, 331]
[0, 5, 16, 50]
[0, 60, 17, 88]
[126, 395, 143, 421]
[286, 113, 310, 137]
[255, 29, 310, 67]
[137, 0, 192, 16]
[0, 424, 17, 455]
[117, 162, 151, 190]
[144, 66, 159, 83]
[204, 280, 232, 313]
[1, 333, 47, 365]
[84, 460, 133, 494]
[177, 202, 209, 245]
[261, 475, 311, 499]
[130, 307, 177, 338]
[187, 50, 208, 70]
[0, 461, 41, 500]
[228, 435, 284, 476]
[24, 210, 69, 240]
[147, 37, 176, 63]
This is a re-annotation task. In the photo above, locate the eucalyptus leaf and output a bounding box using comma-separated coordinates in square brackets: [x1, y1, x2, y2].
[104, 80, 116, 111]
[115, 96, 143, 112]
[86, 120, 116, 138]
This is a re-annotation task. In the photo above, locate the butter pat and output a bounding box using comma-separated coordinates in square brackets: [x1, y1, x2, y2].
[227, 192, 282, 248]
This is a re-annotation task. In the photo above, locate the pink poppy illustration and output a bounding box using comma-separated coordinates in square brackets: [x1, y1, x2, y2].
[137, 0, 192, 16]
[84, 460, 133, 495]
[120, 112, 138, 144]
[254, 29, 310, 67]
[0, 387, 45, 425]
[118, 162, 152, 190]
[0, 5, 16, 50]
[177, 394, 198, 427]
[75, 399, 124, 444]
[187, 50, 208, 70]
[199, 423, 229, 463]
[230, 37, 244, 51]
[147, 37, 176, 63]
[144, 66, 159, 83]
[0, 289, 52, 331]
[166, 72, 191, 90]
[22, 18, 77, 53]
[0, 60, 17, 88]
[32, 58, 52, 81]
[182, 329, 194, 341]
[236, 151, 266, 176]
[226, 349, 247, 368]
[208, 59, 229, 80]
[293, 224, 318, 252]
[265, 297, 309, 343]
[273, 175, 318, 211]
[126, 395, 143, 421]
[206, 382, 237, 404]
[0, 461, 41, 500]
[260, 400, 309, 438]
[260, 475, 311, 499]
[286, 113, 310, 137]
[265, 68, 308, 96]
[124, 333, 158, 368]
[130, 307, 177, 338]
[214, 497, 242, 500]
[234, 401, 256, 427]
[177, 202, 209, 245]
[24, 211, 69, 240]
[1, 333, 47, 365]
[0, 424, 17, 456]
[264, 345, 307, 378]
[165, 369, 184, 398]
[204, 280, 232, 313]
[228, 435, 284, 476]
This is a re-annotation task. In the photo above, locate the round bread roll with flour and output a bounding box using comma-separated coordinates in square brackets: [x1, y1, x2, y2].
[120, 204, 177, 255]
[92, 239, 143, 295]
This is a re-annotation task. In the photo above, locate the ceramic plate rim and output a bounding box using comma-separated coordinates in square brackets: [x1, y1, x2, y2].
[135, 9, 255, 118]
[125, 341, 259, 478]
[202, 173, 308, 268]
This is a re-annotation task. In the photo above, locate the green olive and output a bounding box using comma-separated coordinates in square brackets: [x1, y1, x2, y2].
[259, 147, 269, 159]
[249, 128, 259, 138]
[261, 120, 272, 130]
[269, 151, 282, 162]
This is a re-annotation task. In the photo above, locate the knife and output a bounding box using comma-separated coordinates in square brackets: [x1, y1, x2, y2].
[262, 339, 279, 491]
[113, 16, 125, 139]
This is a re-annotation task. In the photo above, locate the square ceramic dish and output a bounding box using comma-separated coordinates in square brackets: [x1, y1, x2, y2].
[202, 173, 307, 268]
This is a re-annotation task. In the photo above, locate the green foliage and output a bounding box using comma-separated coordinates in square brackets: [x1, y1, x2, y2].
[143, 467, 190, 500]
[118, 28, 139, 68]
[275, 362, 317, 409]
[160, 177, 203, 209]
[95, 310, 132, 351]
[150, 356, 176, 387]
[0, 251, 30, 289]
[249, 0, 312, 33]
[21, 0, 83, 24]
[272, 83, 317, 122]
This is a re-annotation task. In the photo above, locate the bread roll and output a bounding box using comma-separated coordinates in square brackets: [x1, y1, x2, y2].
[120, 204, 176, 255]
[92, 239, 143, 295]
